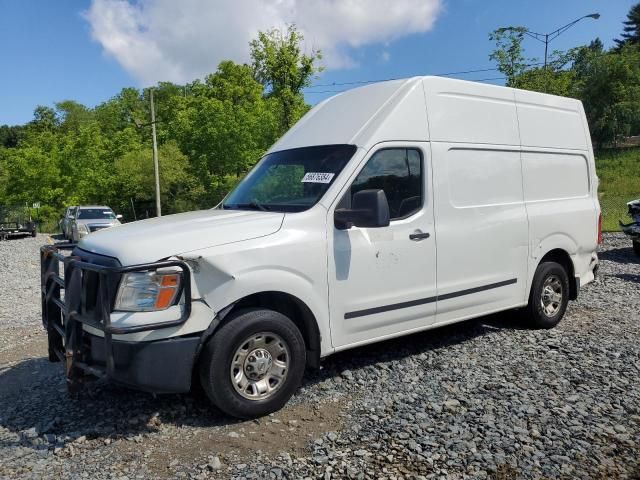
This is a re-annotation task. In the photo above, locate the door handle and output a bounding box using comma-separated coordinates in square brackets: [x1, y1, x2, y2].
[409, 232, 431, 241]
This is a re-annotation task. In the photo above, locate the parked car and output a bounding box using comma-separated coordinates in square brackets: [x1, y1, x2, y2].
[41, 76, 600, 419]
[70, 205, 122, 242]
[59, 206, 77, 240]
[620, 199, 640, 255]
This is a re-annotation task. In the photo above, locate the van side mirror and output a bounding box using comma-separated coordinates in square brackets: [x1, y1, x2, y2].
[334, 189, 390, 230]
[116, 214, 123, 220]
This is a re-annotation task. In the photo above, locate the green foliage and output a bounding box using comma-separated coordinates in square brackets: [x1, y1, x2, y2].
[514, 68, 575, 96]
[489, 27, 534, 87]
[171, 61, 279, 205]
[0, 125, 25, 148]
[250, 25, 322, 133]
[0, 30, 321, 229]
[113, 141, 204, 216]
[615, 2, 640, 49]
[576, 46, 640, 148]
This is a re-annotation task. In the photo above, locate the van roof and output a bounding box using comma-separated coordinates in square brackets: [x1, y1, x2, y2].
[269, 76, 587, 152]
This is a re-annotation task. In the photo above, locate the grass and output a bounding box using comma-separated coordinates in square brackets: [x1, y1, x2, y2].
[35, 219, 60, 235]
[595, 147, 640, 231]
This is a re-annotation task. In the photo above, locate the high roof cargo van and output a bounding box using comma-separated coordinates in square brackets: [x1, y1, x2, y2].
[41, 77, 600, 418]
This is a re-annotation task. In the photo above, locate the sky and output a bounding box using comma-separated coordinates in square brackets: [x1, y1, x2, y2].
[0, 0, 636, 126]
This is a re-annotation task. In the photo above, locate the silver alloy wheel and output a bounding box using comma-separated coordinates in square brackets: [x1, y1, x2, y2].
[540, 275, 563, 317]
[230, 332, 290, 400]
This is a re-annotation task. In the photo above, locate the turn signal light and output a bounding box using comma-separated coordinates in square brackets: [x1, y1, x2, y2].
[155, 274, 181, 309]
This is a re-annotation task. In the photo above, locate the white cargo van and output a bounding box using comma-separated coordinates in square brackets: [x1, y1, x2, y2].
[41, 77, 600, 418]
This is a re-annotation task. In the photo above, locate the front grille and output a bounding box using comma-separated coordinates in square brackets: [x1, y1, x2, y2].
[89, 225, 110, 233]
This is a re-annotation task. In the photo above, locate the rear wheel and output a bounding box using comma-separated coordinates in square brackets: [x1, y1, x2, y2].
[199, 308, 306, 419]
[525, 261, 569, 329]
[633, 240, 640, 256]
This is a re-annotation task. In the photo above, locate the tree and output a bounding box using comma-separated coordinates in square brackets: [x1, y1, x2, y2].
[489, 27, 535, 87]
[250, 25, 322, 133]
[577, 46, 640, 147]
[514, 68, 575, 96]
[29, 106, 59, 132]
[55, 100, 94, 133]
[615, 3, 640, 48]
[0, 125, 25, 148]
[172, 61, 278, 204]
[114, 141, 202, 216]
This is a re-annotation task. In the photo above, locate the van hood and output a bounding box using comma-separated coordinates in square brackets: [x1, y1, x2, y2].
[78, 209, 284, 265]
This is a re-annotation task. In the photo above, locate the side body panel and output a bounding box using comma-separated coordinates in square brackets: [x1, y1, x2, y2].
[514, 89, 599, 292]
[423, 78, 529, 322]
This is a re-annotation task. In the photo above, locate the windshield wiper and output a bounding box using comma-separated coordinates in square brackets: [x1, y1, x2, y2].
[224, 202, 270, 212]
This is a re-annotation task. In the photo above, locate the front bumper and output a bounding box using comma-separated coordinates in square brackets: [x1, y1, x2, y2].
[40, 243, 194, 393]
[87, 333, 199, 393]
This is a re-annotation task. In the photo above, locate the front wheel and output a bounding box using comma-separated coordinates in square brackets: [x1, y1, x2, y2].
[524, 261, 570, 329]
[199, 309, 306, 419]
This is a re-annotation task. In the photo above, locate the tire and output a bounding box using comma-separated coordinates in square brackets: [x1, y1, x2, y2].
[199, 308, 306, 419]
[524, 261, 570, 329]
[633, 241, 640, 256]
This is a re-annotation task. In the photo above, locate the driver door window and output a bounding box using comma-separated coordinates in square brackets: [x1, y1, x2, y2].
[350, 148, 423, 220]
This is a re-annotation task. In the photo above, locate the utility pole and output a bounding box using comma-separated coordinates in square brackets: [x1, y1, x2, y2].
[150, 89, 161, 217]
[544, 34, 549, 69]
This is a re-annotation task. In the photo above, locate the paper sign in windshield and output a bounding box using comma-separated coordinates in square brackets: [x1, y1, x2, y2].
[301, 172, 335, 183]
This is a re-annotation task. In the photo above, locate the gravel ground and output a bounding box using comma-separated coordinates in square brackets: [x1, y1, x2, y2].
[0, 233, 639, 479]
[0, 235, 46, 357]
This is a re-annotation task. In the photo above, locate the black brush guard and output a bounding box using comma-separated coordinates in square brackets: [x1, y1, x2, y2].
[40, 243, 192, 391]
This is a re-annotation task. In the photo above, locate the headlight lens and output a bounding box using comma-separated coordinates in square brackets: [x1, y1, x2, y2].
[114, 271, 182, 312]
[78, 224, 89, 234]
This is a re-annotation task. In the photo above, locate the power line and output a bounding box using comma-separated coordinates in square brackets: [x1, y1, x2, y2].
[303, 62, 544, 92]
[306, 66, 500, 88]
[304, 76, 508, 94]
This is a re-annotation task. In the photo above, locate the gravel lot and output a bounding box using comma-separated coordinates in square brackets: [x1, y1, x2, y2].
[0, 233, 639, 479]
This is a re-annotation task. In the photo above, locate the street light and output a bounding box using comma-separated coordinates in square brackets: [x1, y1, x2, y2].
[499, 13, 600, 68]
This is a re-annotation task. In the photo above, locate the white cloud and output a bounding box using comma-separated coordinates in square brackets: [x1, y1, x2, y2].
[85, 0, 441, 85]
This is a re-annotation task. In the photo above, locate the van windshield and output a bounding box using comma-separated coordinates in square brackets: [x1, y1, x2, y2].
[222, 144, 357, 213]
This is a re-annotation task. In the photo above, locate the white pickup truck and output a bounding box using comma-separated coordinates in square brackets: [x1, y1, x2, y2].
[41, 76, 600, 418]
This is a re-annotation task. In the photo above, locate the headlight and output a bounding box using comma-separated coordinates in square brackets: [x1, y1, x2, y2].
[114, 271, 182, 312]
[78, 224, 90, 234]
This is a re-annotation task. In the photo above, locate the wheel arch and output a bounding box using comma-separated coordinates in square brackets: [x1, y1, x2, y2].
[537, 248, 578, 300]
[196, 291, 322, 371]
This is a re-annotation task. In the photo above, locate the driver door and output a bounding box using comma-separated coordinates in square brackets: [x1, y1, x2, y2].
[327, 143, 437, 349]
